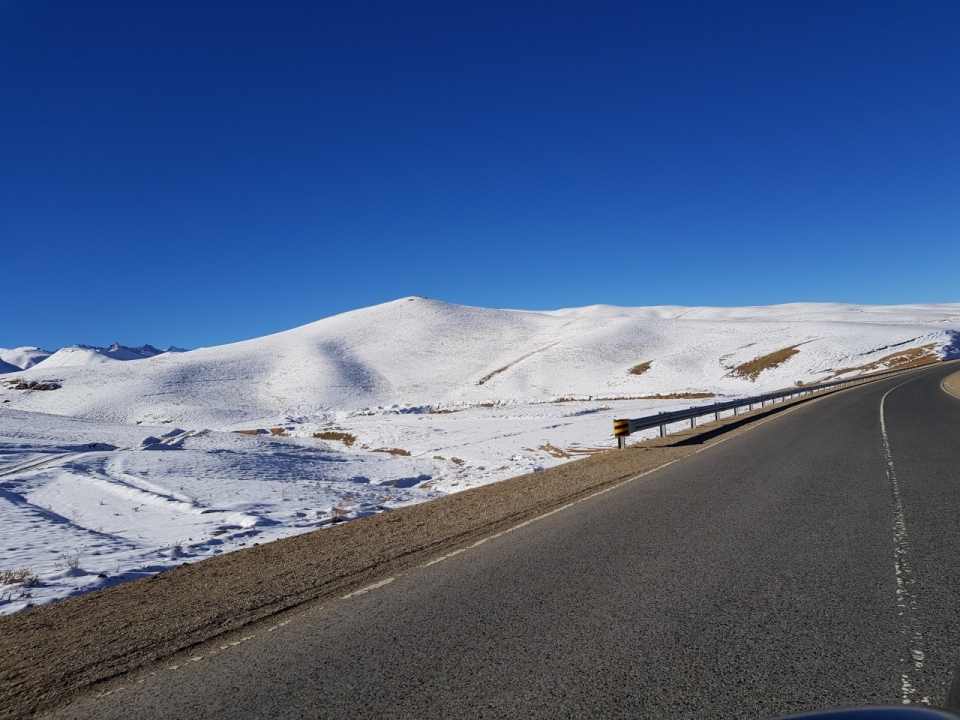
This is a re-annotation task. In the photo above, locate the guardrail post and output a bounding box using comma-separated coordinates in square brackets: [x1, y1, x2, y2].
[613, 419, 630, 448]
[690, 417, 696, 429]
[714, 410, 720, 421]
[659, 424, 666, 437]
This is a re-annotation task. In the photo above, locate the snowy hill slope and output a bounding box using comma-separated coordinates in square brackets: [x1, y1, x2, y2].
[34, 347, 127, 368]
[2, 297, 959, 428]
[0, 346, 52, 370]
[0, 344, 180, 372]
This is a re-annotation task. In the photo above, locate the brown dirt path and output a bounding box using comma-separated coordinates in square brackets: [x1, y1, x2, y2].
[0, 370, 938, 719]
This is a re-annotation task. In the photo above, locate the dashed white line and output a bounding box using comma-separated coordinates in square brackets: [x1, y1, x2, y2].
[341, 577, 395, 599]
[219, 635, 255, 651]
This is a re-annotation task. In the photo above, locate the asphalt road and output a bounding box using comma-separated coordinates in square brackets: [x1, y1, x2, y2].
[49, 364, 960, 720]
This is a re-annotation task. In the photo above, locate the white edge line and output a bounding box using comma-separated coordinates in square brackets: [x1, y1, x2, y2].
[879, 368, 946, 705]
[940, 371, 960, 400]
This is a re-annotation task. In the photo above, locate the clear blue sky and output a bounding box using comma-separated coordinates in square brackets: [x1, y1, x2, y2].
[2, 1, 958, 350]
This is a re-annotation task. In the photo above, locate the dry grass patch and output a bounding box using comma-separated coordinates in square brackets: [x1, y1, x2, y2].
[235, 429, 262, 436]
[593, 392, 715, 401]
[372, 448, 411, 456]
[312, 431, 357, 446]
[1, 569, 38, 586]
[730, 346, 801, 381]
[628, 361, 652, 376]
[450, 457, 466, 466]
[830, 344, 940, 378]
[638, 392, 714, 400]
[1, 569, 38, 585]
[538, 443, 572, 459]
[269, 428, 287, 437]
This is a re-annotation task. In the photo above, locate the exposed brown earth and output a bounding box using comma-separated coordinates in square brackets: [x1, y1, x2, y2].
[729, 346, 801, 380]
[0, 368, 935, 720]
[943, 370, 960, 399]
[538, 442, 572, 458]
[555, 392, 715, 402]
[312, 430, 357, 446]
[634, 392, 716, 400]
[628, 361, 652, 376]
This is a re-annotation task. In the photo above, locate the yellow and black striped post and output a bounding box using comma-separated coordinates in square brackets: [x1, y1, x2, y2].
[614, 418, 630, 449]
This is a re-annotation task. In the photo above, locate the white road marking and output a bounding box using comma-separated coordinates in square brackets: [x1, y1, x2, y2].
[940, 373, 960, 400]
[881, 374, 932, 705]
[341, 577, 395, 599]
[219, 635, 255, 650]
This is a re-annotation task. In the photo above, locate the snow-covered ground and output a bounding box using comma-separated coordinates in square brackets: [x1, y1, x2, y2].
[2, 297, 959, 614]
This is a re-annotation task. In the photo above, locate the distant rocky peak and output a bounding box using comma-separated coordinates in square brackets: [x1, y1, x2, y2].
[105, 343, 166, 358]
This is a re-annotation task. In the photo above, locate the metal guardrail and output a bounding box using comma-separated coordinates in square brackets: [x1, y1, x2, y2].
[613, 364, 931, 448]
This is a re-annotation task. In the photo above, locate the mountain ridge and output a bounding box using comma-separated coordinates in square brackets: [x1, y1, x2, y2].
[2, 297, 959, 428]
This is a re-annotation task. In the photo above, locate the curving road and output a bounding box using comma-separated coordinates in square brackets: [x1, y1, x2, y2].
[50, 364, 960, 720]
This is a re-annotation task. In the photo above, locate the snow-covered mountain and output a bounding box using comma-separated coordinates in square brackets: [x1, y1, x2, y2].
[2, 297, 959, 428]
[0, 343, 183, 372]
[0, 346, 53, 370]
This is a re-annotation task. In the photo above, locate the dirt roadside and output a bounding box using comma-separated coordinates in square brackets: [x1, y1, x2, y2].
[943, 370, 960, 399]
[0, 372, 936, 719]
